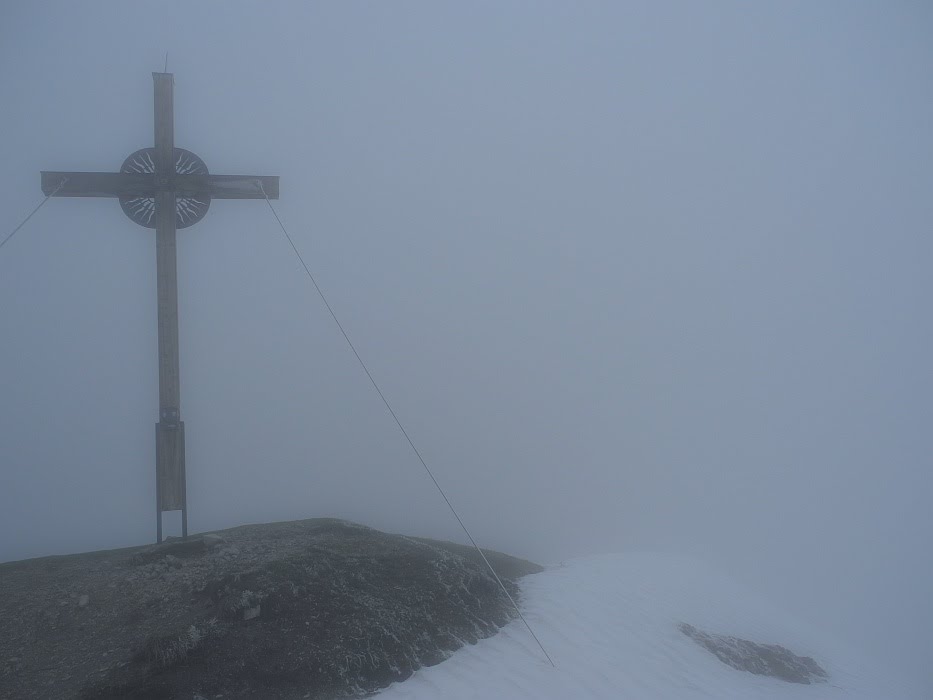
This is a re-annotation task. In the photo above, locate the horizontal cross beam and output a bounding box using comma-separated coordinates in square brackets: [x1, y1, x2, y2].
[40, 171, 279, 200]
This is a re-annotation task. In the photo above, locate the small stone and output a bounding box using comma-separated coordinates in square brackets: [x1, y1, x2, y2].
[242, 605, 261, 621]
[203, 534, 225, 547]
[164, 554, 182, 568]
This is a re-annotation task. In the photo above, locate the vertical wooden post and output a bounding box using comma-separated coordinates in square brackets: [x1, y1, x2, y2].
[153, 72, 187, 541]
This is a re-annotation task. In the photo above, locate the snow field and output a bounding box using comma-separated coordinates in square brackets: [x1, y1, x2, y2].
[378, 553, 921, 699]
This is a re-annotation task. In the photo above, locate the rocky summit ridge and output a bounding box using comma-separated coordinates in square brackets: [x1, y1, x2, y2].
[0, 518, 542, 700]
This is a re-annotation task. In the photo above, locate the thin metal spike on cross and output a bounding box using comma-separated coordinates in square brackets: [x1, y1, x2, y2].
[40, 73, 279, 543]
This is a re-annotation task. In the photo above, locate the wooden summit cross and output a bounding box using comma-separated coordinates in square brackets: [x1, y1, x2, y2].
[40, 73, 279, 543]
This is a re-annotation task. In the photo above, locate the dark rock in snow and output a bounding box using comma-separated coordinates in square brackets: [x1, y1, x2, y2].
[0, 518, 542, 700]
[679, 622, 829, 684]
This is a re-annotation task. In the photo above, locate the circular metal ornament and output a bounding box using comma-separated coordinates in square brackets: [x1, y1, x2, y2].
[119, 148, 211, 229]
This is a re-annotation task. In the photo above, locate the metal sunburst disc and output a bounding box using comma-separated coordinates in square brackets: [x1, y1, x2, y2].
[118, 147, 211, 228]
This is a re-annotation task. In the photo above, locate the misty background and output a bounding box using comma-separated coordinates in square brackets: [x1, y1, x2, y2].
[1, 1, 930, 692]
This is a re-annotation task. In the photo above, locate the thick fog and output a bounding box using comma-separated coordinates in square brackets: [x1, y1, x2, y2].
[1, 1, 930, 692]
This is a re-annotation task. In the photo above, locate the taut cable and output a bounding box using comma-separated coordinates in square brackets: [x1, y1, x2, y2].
[257, 181, 556, 668]
[0, 178, 68, 253]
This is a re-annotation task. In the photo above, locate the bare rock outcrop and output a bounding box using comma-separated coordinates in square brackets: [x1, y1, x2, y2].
[679, 622, 828, 684]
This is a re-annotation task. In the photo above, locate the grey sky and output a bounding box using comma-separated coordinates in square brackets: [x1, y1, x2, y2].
[1, 1, 931, 692]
